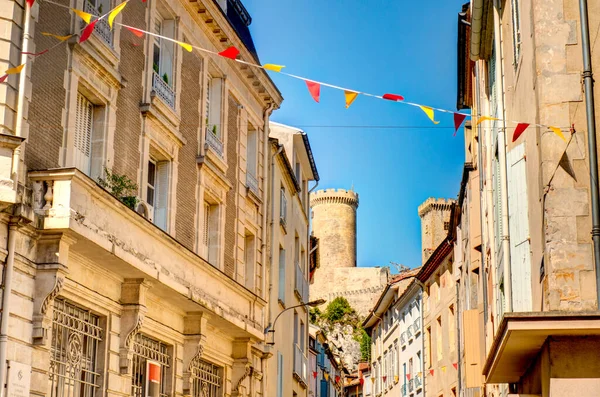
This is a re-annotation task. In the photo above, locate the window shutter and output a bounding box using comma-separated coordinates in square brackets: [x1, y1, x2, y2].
[278, 249, 286, 302]
[201, 202, 210, 257]
[74, 93, 93, 175]
[154, 162, 169, 231]
[90, 109, 105, 181]
[320, 379, 328, 397]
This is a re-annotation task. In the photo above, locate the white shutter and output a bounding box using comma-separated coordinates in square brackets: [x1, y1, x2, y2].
[160, 20, 175, 86]
[90, 108, 105, 181]
[507, 143, 532, 311]
[154, 162, 170, 231]
[74, 93, 93, 175]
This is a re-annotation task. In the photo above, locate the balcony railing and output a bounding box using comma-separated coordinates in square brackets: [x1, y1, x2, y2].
[246, 172, 259, 195]
[415, 374, 422, 389]
[293, 344, 308, 385]
[152, 72, 176, 109]
[408, 378, 414, 392]
[294, 262, 309, 303]
[407, 325, 414, 340]
[205, 127, 224, 158]
[400, 331, 407, 345]
[82, 1, 113, 47]
[401, 383, 407, 396]
[413, 318, 421, 334]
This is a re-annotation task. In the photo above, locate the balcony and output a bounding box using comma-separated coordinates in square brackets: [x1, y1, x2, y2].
[414, 374, 422, 390]
[401, 383, 407, 396]
[28, 168, 266, 340]
[407, 325, 414, 340]
[82, 0, 113, 47]
[400, 331, 407, 345]
[246, 172, 259, 196]
[205, 127, 224, 158]
[408, 378, 414, 393]
[294, 262, 309, 303]
[293, 344, 308, 385]
[152, 72, 176, 109]
[413, 318, 421, 334]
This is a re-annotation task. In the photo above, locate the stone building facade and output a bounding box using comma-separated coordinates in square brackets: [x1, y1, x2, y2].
[309, 189, 389, 317]
[0, 2, 286, 397]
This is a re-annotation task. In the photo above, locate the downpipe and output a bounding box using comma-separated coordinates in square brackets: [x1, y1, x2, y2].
[578, 0, 600, 307]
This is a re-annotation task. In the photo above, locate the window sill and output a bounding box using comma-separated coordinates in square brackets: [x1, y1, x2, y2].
[278, 299, 286, 309]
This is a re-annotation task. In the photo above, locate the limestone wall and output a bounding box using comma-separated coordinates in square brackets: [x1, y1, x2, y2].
[418, 198, 455, 263]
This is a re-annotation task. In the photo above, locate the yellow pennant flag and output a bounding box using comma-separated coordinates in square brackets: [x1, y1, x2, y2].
[345, 90, 359, 109]
[108, 1, 128, 29]
[476, 115, 499, 125]
[263, 64, 285, 72]
[178, 42, 193, 52]
[441, 366, 447, 373]
[5, 64, 25, 74]
[419, 106, 440, 124]
[42, 32, 74, 41]
[71, 8, 93, 24]
[394, 375, 399, 383]
[550, 126, 566, 142]
[324, 373, 329, 381]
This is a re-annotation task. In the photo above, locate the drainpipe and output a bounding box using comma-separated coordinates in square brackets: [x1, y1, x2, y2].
[268, 143, 284, 308]
[0, 220, 19, 397]
[578, 0, 600, 306]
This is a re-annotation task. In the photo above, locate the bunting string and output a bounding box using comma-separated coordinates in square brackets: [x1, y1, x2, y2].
[12, 0, 572, 140]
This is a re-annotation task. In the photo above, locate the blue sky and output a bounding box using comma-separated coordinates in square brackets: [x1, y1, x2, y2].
[244, 0, 467, 270]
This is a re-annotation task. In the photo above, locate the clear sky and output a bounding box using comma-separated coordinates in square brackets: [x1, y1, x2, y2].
[244, 0, 467, 270]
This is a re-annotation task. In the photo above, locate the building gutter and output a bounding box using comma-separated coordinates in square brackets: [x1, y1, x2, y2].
[262, 103, 276, 306]
[470, 0, 484, 60]
[578, 0, 600, 306]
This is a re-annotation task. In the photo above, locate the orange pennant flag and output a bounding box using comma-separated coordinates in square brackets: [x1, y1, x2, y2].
[72, 8, 94, 24]
[476, 115, 498, 125]
[42, 32, 74, 41]
[263, 64, 285, 72]
[178, 42, 193, 52]
[550, 126, 566, 141]
[126, 27, 144, 37]
[419, 106, 440, 124]
[108, 1, 128, 29]
[5, 64, 25, 75]
[345, 90, 359, 109]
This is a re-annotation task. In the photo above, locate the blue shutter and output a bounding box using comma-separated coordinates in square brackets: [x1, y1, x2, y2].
[320, 379, 329, 397]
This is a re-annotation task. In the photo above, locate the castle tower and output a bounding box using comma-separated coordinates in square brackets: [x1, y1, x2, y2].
[310, 189, 359, 269]
[418, 198, 455, 263]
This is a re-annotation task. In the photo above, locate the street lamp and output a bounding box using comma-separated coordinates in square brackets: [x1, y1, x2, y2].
[265, 299, 326, 345]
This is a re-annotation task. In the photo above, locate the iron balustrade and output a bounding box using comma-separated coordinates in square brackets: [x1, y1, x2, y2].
[153, 72, 176, 109]
[82, 1, 113, 47]
[205, 127, 224, 158]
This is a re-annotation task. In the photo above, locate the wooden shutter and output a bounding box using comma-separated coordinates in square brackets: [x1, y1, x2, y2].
[74, 93, 93, 175]
[463, 309, 483, 388]
[154, 162, 169, 231]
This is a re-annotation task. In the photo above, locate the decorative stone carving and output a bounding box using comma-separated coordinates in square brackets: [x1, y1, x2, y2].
[233, 363, 253, 394]
[182, 313, 208, 397]
[33, 272, 65, 344]
[119, 279, 150, 374]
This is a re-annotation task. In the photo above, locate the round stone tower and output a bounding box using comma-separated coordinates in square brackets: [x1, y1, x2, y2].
[310, 189, 359, 269]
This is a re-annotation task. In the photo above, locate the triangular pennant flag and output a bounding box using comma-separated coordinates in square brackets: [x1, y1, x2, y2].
[335, 375, 340, 383]
[5, 64, 25, 75]
[512, 123, 530, 142]
[453, 113, 467, 136]
[476, 115, 498, 125]
[72, 9, 94, 24]
[26, 0, 35, 7]
[442, 366, 447, 373]
[453, 363, 458, 370]
[371, 377, 375, 383]
[406, 374, 411, 380]
[218, 46, 239, 59]
[382, 376, 387, 382]
[23, 50, 49, 56]
[359, 378, 364, 386]
[324, 372, 329, 381]
[108, 1, 128, 29]
[313, 371, 317, 379]
[559, 151, 577, 181]
[0, 75, 8, 83]
[79, 20, 98, 44]
[382, 93, 404, 101]
[42, 32, 73, 41]
[394, 375, 399, 383]
[419, 106, 440, 124]
[263, 64, 285, 72]
[418, 372, 422, 378]
[126, 27, 144, 38]
[429, 369, 434, 376]
[305, 80, 320, 103]
[178, 42, 193, 52]
[345, 90, 359, 109]
[550, 126, 566, 142]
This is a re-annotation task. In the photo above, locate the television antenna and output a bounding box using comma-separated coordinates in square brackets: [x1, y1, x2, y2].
[389, 262, 410, 273]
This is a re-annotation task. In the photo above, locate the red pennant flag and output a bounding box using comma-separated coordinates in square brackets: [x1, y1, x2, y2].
[406, 374, 411, 380]
[512, 123, 529, 142]
[305, 81, 320, 103]
[383, 376, 387, 382]
[26, 0, 35, 7]
[453, 113, 467, 136]
[218, 46, 239, 59]
[429, 369, 434, 376]
[0, 74, 8, 83]
[382, 93, 404, 101]
[313, 371, 317, 379]
[453, 362, 458, 370]
[335, 375, 340, 383]
[126, 26, 145, 38]
[23, 49, 49, 56]
[79, 20, 98, 44]
[359, 378, 364, 386]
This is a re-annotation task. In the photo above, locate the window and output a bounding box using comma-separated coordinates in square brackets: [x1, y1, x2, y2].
[436, 317, 442, 362]
[426, 327, 432, 367]
[278, 247, 286, 303]
[449, 305, 456, 353]
[152, 15, 176, 108]
[277, 352, 284, 397]
[49, 299, 102, 397]
[300, 320, 305, 352]
[246, 127, 258, 193]
[131, 334, 171, 397]
[293, 311, 299, 345]
[280, 186, 287, 227]
[510, 0, 521, 66]
[202, 201, 220, 267]
[444, 221, 450, 230]
[147, 159, 170, 231]
[409, 357, 413, 379]
[244, 232, 255, 291]
[206, 76, 223, 139]
[190, 359, 223, 397]
[74, 92, 105, 179]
